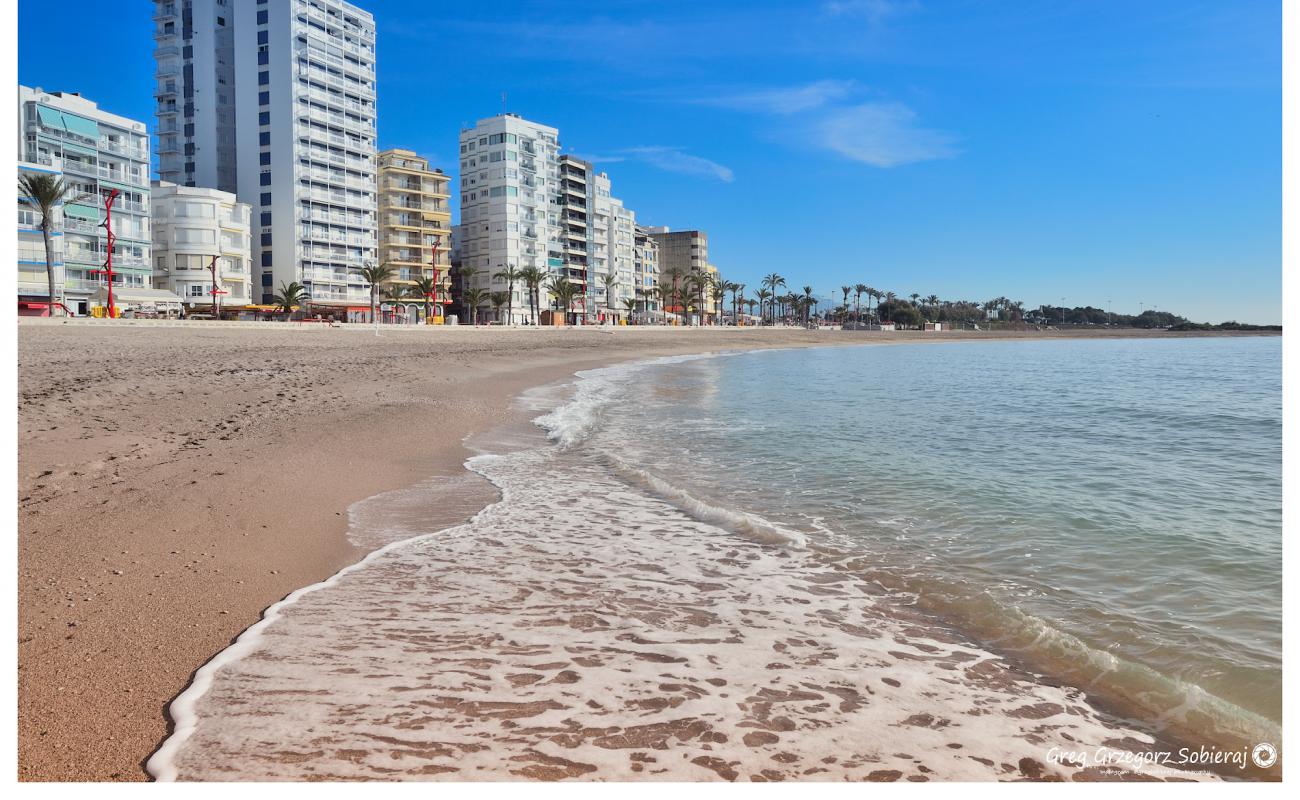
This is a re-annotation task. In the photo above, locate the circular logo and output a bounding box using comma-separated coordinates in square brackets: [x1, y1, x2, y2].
[1251, 742, 1277, 769]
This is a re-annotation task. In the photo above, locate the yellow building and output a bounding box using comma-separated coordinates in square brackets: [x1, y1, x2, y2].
[377, 148, 452, 321]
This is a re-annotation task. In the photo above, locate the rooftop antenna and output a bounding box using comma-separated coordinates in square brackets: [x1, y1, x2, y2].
[501, 91, 507, 114]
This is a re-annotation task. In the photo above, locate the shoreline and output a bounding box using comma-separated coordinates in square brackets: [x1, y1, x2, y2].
[17, 326, 1276, 781]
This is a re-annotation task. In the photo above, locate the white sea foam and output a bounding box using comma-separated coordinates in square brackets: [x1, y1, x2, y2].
[151, 444, 1218, 781]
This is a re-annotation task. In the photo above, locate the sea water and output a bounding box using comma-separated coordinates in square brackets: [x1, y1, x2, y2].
[149, 336, 1281, 781]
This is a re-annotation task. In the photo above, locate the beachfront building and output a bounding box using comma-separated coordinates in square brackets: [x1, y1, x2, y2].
[17, 86, 152, 316]
[454, 114, 562, 324]
[154, 0, 378, 316]
[646, 227, 710, 323]
[605, 197, 639, 322]
[633, 225, 662, 322]
[554, 154, 643, 323]
[150, 181, 253, 312]
[557, 155, 593, 320]
[377, 148, 452, 321]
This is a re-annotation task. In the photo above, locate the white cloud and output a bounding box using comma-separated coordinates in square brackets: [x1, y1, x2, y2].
[703, 79, 858, 114]
[814, 102, 958, 167]
[577, 147, 735, 182]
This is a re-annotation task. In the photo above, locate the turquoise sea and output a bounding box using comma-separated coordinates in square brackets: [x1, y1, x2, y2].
[592, 336, 1282, 741]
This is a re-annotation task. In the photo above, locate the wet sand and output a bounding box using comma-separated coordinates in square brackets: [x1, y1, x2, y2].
[16, 323, 1273, 780]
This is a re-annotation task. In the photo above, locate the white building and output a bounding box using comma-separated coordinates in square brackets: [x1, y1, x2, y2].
[454, 114, 562, 324]
[554, 154, 643, 322]
[17, 86, 152, 315]
[150, 181, 253, 311]
[633, 224, 662, 321]
[154, 0, 378, 311]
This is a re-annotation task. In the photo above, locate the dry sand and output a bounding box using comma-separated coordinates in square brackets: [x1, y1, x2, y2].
[16, 322, 1272, 781]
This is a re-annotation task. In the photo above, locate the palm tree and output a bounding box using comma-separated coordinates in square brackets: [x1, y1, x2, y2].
[926, 294, 939, 320]
[840, 286, 851, 324]
[730, 282, 744, 325]
[710, 279, 726, 326]
[853, 284, 868, 324]
[745, 297, 758, 321]
[412, 275, 437, 323]
[762, 273, 785, 325]
[518, 265, 545, 324]
[547, 276, 580, 324]
[756, 289, 772, 325]
[490, 291, 508, 323]
[454, 265, 482, 322]
[663, 267, 684, 324]
[650, 285, 669, 324]
[462, 287, 488, 325]
[621, 296, 638, 323]
[802, 286, 815, 325]
[18, 172, 90, 316]
[272, 281, 306, 315]
[493, 264, 522, 325]
[602, 272, 617, 321]
[673, 273, 693, 325]
[358, 263, 395, 329]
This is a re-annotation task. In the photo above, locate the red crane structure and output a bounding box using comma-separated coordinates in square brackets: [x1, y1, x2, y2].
[89, 189, 119, 318]
[427, 234, 442, 322]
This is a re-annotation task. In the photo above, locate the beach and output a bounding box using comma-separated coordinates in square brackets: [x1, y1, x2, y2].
[16, 323, 1277, 781]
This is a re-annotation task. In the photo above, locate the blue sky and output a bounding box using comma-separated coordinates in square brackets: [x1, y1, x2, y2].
[19, 0, 1281, 322]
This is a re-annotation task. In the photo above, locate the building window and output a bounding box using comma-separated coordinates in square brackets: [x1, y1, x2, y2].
[257, 30, 268, 44]
[260, 192, 271, 206]
[261, 251, 273, 267]
[256, 9, 268, 24]
[258, 91, 269, 105]
[258, 71, 269, 86]
[259, 172, 271, 186]
[258, 51, 268, 65]
[259, 111, 270, 125]
[259, 132, 270, 146]
[259, 152, 270, 165]
[261, 232, 272, 246]
[260, 212, 271, 225]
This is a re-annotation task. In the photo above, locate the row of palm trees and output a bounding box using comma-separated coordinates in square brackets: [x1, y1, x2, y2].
[19, 174, 1030, 331]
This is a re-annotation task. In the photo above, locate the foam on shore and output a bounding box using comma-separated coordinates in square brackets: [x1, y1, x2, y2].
[146, 353, 1248, 782]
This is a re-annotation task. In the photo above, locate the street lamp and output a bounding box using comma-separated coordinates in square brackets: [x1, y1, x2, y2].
[428, 234, 442, 324]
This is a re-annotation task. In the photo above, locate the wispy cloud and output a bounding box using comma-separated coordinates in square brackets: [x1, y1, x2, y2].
[821, 0, 919, 24]
[576, 147, 735, 183]
[813, 102, 958, 167]
[682, 80, 958, 168]
[700, 79, 858, 114]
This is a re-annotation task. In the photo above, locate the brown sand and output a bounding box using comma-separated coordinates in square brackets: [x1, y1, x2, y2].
[15, 323, 1273, 781]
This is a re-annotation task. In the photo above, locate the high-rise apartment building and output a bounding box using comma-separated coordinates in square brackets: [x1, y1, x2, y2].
[153, 0, 378, 311]
[453, 113, 659, 324]
[453, 114, 561, 324]
[150, 181, 253, 310]
[633, 225, 661, 320]
[646, 227, 712, 322]
[377, 148, 451, 320]
[17, 86, 152, 315]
